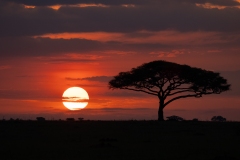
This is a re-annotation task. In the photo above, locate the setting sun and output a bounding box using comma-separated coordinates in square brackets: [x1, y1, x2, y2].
[62, 87, 89, 110]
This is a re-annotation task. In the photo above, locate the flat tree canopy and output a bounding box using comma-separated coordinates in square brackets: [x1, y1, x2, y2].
[109, 60, 230, 121]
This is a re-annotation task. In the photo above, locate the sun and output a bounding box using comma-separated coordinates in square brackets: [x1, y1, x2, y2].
[62, 87, 89, 110]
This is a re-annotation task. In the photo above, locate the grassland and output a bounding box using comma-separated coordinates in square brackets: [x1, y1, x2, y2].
[0, 120, 240, 160]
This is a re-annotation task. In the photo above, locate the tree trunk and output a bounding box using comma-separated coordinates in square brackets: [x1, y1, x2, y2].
[158, 100, 164, 121]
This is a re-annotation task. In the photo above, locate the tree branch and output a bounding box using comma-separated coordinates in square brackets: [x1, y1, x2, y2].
[167, 89, 193, 96]
[164, 94, 200, 108]
[121, 87, 158, 96]
[144, 86, 159, 94]
[175, 87, 192, 90]
[162, 80, 185, 99]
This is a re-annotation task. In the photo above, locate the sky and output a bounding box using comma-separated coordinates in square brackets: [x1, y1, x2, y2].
[0, 0, 240, 121]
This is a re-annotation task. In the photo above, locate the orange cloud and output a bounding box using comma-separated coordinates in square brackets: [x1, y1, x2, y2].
[196, 3, 227, 9]
[34, 30, 231, 46]
[24, 4, 109, 11]
[48, 4, 109, 10]
[34, 32, 123, 42]
[196, 2, 240, 9]
[24, 5, 35, 9]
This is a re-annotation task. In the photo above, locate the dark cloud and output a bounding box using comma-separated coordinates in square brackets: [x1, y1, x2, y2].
[185, 0, 240, 6]
[0, 37, 103, 57]
[86, 107, 154, 114]
[105, 90, 150, 98]
[62, 97, 89, 102]
[0, 89, 59, 101]
[3, 0, 150, 6]
[41, 58, 95, 63]
[0, 0, 240, 37]
[0, 0, 240, 63]
[65, 78, 81, 81]
[0, 36, 169, 57]
[0, 32, 239, 57]
[82, 76, 113, 82]
[66, 76, 112, 82]
[3, 0, 240, 7]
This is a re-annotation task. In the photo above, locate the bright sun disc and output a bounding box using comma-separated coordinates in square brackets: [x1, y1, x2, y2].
[62, 87, 89, 110]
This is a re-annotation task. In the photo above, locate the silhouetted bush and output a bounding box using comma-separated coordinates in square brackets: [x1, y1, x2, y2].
[66, 118, 75, 121]
[36, 117, 46, 121]
[166, 115, 184, 121]
[192, 118, 199, 122]
[211, 116, 226, 122]
[78, 118, 84, 121]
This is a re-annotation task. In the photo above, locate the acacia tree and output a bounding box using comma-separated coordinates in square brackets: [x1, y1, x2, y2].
[108, 60, 230, 121]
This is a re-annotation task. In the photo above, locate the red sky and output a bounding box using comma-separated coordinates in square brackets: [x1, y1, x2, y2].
[0, 0, 240, 121]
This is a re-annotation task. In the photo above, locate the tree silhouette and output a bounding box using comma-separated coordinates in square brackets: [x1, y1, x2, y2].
[109, 60, 230, 121]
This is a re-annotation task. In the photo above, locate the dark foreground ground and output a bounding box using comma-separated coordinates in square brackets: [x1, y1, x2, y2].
[0, 120, 240, 160]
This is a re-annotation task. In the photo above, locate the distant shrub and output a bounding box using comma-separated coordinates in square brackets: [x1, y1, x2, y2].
[166, 115, 184, 121]
[36, 117, 46, 121]
[192, 118, 199, 122]
[78, 118, 84, 121]
[211, 116, 226, 122]
[66, 118, 75, 121]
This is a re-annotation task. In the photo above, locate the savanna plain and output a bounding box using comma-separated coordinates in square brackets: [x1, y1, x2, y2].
[1, 120, 240, 160]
